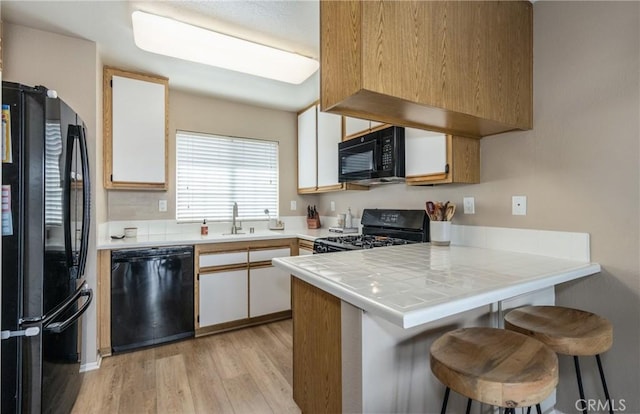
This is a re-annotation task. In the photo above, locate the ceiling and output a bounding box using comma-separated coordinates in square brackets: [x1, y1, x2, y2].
[1, 1, 320, 112]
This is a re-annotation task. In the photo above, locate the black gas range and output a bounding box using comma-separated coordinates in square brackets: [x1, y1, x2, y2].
[313, 209, 430, 254]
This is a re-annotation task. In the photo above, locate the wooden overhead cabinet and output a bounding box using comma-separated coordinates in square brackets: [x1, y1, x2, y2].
[103, 67, 169, 190]
[320, 1, 533, 138]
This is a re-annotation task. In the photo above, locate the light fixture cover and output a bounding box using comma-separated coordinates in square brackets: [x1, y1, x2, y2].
[131, 11, 319, 85]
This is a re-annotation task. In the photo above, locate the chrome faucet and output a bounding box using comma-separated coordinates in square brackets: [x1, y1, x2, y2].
[231, 202, 239, 234]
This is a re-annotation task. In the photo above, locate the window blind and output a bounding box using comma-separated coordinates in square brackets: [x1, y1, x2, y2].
[176, 131, 279, 222]
[45, 122, 63, 226]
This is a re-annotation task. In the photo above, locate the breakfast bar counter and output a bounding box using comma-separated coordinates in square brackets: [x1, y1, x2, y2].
[273, 242, 601, 414]
[273, 243, 601, 329]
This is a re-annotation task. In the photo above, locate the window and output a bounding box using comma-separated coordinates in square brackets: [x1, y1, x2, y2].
[176, 131, 279, 222]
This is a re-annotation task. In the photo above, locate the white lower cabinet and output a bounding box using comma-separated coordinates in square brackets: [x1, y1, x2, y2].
[197, 243, 292, 331]
[199, 269, 248, 327]
[249, 266, 291, 317]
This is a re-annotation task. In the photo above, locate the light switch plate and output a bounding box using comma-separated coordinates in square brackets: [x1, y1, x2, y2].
[512, 196, 527, 215]
[158, 199, 167, 212]
[463, 197, 475, 214]
[290, 200, 297, 211]
[330, 201, 336, 212]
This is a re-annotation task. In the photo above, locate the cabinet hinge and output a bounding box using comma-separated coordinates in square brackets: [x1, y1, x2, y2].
[197, 315, 200, 323]
[445, 163, 450, 174]
[197, 274, 200, 281]
[110, 174, 113, 181]
[110, 79, 113, 88]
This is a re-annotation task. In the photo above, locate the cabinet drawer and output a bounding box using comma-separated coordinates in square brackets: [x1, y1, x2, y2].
[199, 251, 247, 268]
[249, 248, 290, 263]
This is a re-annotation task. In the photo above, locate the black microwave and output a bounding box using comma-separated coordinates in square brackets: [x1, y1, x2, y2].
[338, 126, 405, 184]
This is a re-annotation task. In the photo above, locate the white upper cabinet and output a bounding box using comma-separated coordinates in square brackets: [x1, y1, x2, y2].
[344, 116, 371, 138]
[297, 104, 317, 191]
[104, 67, 168, 190]
[316, 108, 342, 188]
[404, 127, 480, 185]
[405, 128, 448, 177]
[343, 116, 387, 141]
[297, 104, 369, 193]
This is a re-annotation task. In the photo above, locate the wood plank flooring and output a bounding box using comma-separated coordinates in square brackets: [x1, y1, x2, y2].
[72, 319, 300, 414]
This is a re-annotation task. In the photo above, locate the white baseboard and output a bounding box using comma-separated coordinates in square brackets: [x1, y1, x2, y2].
[80, 354, 102, 372]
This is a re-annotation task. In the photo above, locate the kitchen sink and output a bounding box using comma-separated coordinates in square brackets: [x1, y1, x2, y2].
[221, 232, 246, 236]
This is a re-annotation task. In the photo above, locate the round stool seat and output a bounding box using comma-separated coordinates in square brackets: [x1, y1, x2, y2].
[430, 327, 558, 409]
[504, 306, 613, 356]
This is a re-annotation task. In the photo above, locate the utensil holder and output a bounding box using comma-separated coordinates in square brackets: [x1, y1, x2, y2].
[307, 216, 321, 229]
[430, 221, 451, 246]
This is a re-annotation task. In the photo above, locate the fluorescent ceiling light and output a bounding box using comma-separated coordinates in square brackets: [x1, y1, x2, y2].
[131, 11, 319, 85]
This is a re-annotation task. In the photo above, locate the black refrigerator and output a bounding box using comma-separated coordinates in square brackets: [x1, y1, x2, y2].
[1, 81, 93, 413]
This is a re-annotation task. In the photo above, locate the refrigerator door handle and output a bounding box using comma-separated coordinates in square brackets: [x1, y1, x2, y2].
[21, 282, 89, 326]
[44, 287, 93, 334]
[76, 125, 91, 277]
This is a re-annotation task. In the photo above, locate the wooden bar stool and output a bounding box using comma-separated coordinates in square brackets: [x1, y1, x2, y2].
[430, 327, 558, 414]
[504, 306, 613, 414]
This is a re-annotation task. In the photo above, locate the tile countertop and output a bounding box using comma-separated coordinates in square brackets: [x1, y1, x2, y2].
[97, 227, 339, 250]
[272, 243, 601, 329]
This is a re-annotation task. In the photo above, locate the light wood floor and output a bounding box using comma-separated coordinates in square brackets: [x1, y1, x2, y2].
[72, 319, 301, 414]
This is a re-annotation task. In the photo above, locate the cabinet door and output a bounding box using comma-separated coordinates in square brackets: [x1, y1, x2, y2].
[344, 116, 371, 139]
[199, 269, 248, 327]
[405, 128, 448, 177]
[317, 108, 342, 188]
[297, 105, 317, 191]
[249, 266, 291, 317]
[104, 67, 168, 190]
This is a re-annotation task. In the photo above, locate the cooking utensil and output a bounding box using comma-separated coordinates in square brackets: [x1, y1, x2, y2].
[445, 204, 456, 221]
[426, 201, 437, 221]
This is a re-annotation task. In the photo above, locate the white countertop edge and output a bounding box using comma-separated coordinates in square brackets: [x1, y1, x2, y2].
[273, 258, 602, 329]
[401, 263, 601, 328]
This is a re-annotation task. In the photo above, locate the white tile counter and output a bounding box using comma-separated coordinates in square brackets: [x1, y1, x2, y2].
[273, 243, 601, 329]
[97, 218, 346, 250]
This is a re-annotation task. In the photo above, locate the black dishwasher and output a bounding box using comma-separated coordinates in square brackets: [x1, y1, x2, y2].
[111, 246, 194, 353]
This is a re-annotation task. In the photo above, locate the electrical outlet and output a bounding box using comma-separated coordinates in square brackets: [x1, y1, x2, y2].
[463, 197, 475, 214]
[330, 201, 336, 212]
[290, 200, 297, 211]
[158, 199, 167, 212]
[512, 196, 527, 215]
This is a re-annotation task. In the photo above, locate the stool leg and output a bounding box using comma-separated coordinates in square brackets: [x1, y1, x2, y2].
[465, 398, 472, 414]
[536, 403, 542, 414]
[595, 354, 613, 414]
[440, 387, 450, 414]
[574, 356, 587, 414]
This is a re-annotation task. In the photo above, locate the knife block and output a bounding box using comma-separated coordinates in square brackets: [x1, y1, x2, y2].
[307, 215, 321, 229]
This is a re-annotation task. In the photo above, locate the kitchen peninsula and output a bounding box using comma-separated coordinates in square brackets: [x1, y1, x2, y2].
[273, 235, 601, 413]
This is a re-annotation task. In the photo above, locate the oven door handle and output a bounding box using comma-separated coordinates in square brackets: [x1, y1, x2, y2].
[44, 286, 93, 334]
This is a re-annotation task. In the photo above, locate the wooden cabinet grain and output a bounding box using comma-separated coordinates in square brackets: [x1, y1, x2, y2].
[103, 66, 168, 190]
[320, 1, 532, 138]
